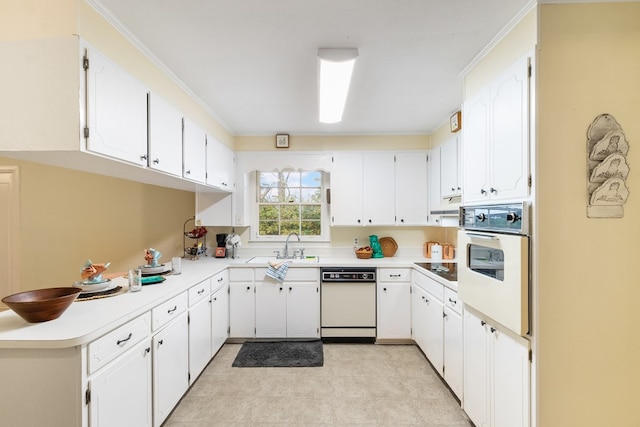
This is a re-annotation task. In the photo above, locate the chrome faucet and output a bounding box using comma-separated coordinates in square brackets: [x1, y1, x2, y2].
[283, 232, 300, 258]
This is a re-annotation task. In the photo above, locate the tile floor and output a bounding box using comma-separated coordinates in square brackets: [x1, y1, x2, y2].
[164, 343, 472, 426]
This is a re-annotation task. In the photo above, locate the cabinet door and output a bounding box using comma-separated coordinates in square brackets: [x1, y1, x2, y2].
[255, 281, 287, 338]
[330, 153, 364, 225]
[463, 309, 490, 427]
[86, 48, 148, 166]
[206, 136, 235, 191]
[153, 312, 189, 427]
[377, 282, 412, 339]
[427, 146, 442, 225]
[492, 330, 530, 427]
[412, 285, 429, 351]
[489, 57, 530, 201]
[395, 152, 428, 225]
[182, 117, 207, 183]
[89, 339, 152, 427]
[188, 297, 212, 385]
[363, 152, 395, 226]
[422, 289, 444, 375]
[440, 136, 460, 198]
[211, 284, 229, 355]
[229, 283, 255, 338]
[286, 283, 320, 338]
[148, 92, 183, 176]
[462, 88, 490, 203]
[444, 307, 463, 399]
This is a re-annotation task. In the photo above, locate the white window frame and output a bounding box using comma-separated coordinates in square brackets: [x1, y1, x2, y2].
[249, 170, 330, 242]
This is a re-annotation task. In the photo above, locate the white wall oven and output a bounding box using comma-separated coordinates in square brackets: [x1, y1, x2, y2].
[458, 202, 530, 336]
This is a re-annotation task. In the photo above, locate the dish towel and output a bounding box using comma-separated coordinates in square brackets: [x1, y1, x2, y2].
[266, 260, 291, 282]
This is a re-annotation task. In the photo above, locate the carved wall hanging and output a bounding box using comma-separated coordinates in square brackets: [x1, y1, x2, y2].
[586, 113, 630, 218]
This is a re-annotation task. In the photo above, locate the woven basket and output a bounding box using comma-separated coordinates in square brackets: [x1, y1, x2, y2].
[379, 237, 398, 257]
[355, 248, 373, 259]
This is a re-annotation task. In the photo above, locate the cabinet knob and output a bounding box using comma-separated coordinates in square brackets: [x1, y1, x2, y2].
[186, 170, 191, 175]
[490, 187, 497, 194]
[490, 327, 496, 333]
[158, 339, 164, 346]
[451, 187, 456, 192]
[145, 347, 151, 354]
[357, 219, 361, 224]
[368, 219, 372, 223]
[140, 154, 147, 161]
[289, 287, 293, 291]
[481, 320, 486, 326]
[246, 286, 251, 291]
[480, 189, 487, 195]
[153, 158, 160, 164]
[383, 287, 387, 291]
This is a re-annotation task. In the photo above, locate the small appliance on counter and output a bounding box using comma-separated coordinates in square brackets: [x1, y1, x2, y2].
[215, 233, 227, 258]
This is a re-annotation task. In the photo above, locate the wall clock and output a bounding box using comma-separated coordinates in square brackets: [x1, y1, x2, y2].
[276, 134, 289, 148]
[450, 111, 461, 133]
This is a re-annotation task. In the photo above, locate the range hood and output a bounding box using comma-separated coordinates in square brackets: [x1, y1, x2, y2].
[430, 195, 461, 216]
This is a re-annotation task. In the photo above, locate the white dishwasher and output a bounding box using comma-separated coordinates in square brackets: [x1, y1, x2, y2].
[320, 267, 377, 342]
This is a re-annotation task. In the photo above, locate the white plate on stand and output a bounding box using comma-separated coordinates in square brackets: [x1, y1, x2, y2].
[73, 279, 112, 293]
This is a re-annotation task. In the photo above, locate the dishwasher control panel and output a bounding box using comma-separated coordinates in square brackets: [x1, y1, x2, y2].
[321, 268, 376, 282]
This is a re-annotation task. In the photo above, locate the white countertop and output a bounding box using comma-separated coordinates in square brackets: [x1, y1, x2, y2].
[0, 255, 455, 349]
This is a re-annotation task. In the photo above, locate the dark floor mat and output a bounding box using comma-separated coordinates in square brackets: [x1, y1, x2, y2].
[232, 340, 323, 367]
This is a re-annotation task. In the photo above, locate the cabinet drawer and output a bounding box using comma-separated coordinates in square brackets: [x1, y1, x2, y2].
[188, 279, 211, 307]
[88, 312, 151, 374]
[211, 270, 228, 292]
[413, 271, 444, 301]
[283, 267, 318, 282]
[444, 288, 462, 315]
[229, 268, 253, 282]
[378, 268, 411, 282]
[152, 292, 188, 331]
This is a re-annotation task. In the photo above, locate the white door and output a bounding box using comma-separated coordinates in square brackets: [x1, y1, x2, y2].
[229, 283, 255, 338]
[286, 283, 320, 338]
[395, 152, 428, 225]
[440, 136, 460, 198]
[85, 48, 148, 166]
[444, 307, 463, 399]
[153, 312, 189, 427]
[377, 282, 412, 339]
[422, 289, 444, 375]
[148, 92, 183, 176]
[182, 117, 207, 183]
[211, 284, 229, 355]
[492, 329, 530, 427]
[463, 309, 490, 427]
[489, 56, 530, 201]
[462, 88, 490, 203]
[412, 285, 429, 351]
[330, 153, 363, 225]
[255, 281, 287, 337]
[89, 339, 153, 427]
[427, 146, 442, 225]
[206, 136, 235, 190]
[363, 152, 395, 225]
[188, 297, 212, 384]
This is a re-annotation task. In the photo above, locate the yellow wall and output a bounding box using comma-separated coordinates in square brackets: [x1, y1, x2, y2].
[536, 3, 640, 425]
[0, 156, 194, 291]
[235, 134, 429, 151]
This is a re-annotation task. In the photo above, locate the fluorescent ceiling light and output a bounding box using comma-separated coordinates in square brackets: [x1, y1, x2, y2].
[318, 48, 359, 124]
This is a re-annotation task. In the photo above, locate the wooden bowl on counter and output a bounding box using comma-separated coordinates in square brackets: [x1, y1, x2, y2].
[355, 247, 373, 259]
[2, 287, 82, 323]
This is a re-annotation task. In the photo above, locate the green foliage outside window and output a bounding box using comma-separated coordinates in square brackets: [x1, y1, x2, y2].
[258, 171, 322, 236]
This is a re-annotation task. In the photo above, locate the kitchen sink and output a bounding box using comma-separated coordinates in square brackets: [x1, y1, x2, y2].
[245, 256, 320, 264]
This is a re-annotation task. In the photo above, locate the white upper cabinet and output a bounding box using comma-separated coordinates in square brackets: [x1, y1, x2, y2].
[427, 146, 442, 226]
[463, 55, 530, 203]
[440, 135, 461, 198]
[362, 152, 396, 226]
[206, 136, 235, 191]
[395, 152, 429, 225]
[148, 93, 183, 176]
[182, 117, 207, 183]
[85, 47, 148, 166]
[330, 153, 365, 226]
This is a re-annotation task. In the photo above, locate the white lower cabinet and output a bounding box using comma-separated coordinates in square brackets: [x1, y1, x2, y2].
[229, 268, 256, 338]
[89, 338, 153, 427]
[188, 279, 212, 385]
[211, 281, 230, 355]
[255, 268, 320, 339]
[377, 268, 412, 340]
[153, 311, 189, 427]
[463, 308, 530, 427]
[443, 288, 463, 399]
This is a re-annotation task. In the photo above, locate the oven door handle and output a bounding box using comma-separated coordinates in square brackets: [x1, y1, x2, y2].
[465, 232, 498, 240]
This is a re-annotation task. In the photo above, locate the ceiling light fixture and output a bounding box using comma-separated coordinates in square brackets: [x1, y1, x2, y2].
[318, 48, 359, 124]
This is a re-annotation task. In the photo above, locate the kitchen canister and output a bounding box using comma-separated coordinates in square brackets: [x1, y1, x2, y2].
[431, 243, 443, 261]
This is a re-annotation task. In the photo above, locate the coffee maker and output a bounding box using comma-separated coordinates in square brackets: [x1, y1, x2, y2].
[215, 234, 227, 258]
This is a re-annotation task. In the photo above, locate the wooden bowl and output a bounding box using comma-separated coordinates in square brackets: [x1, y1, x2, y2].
[355, 249, 373, 259]
[2, 287, 82, 323]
